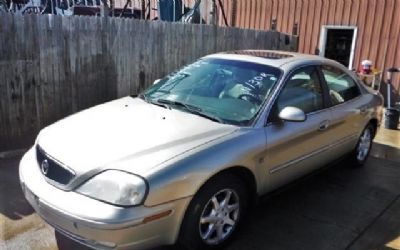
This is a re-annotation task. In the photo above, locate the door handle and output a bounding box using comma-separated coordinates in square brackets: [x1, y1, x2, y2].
[319, 120, 330, 131]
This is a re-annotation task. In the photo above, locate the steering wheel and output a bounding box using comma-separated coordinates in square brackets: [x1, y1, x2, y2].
[237, 94, 263, 105]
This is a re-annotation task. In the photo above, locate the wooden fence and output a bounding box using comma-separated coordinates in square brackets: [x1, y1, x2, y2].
[0, 13, 298, 151]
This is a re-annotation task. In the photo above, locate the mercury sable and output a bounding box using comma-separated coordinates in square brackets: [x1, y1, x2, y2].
[19, 50, 383, 250]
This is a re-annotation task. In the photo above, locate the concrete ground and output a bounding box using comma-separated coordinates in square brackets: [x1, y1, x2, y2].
[1, 127, 400, 250]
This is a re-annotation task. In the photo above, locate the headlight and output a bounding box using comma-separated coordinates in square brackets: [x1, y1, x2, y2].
[76, 170, 147, 206]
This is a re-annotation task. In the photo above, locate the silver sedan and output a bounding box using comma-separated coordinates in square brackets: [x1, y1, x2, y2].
[19, 50, 383, 250]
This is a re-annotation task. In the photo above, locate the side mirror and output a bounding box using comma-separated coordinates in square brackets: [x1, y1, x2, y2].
[153, 79, 161, 85]
[278, 107, 306, 122]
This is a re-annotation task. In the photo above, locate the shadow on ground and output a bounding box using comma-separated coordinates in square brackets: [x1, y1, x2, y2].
[226, 156, 400, 250]
[0, 156, 34, 220]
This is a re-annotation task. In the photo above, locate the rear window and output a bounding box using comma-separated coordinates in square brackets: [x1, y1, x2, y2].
[321, 65, 361, 105]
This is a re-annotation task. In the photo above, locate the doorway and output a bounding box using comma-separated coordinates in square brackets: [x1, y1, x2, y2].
[319, 26, 358, 69]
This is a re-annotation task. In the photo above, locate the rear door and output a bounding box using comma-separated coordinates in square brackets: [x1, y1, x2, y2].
[262, 65, 336, 191]
[319, 64, 367, 156]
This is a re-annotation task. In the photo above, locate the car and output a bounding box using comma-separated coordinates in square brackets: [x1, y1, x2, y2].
[19, 50, 383, 250]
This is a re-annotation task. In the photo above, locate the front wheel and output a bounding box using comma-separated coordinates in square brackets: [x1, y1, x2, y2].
[351, 124, 374, 166]
[178, 174, 248, 250]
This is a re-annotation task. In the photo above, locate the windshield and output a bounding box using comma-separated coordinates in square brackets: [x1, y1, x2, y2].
[141, 58, 282, 126]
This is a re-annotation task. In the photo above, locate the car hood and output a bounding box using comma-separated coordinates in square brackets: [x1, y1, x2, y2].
[37, 97, 237, 179]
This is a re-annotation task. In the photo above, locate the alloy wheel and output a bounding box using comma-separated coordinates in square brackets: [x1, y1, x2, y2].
[199, 189, 240, 245]
[357, 128, 372, 162]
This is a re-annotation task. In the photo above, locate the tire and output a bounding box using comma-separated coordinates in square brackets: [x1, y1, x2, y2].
[178, 174, 248, 250]
[350, 123, 374, 167]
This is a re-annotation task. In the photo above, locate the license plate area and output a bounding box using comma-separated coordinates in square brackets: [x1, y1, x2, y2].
[24, 186, 76, 234]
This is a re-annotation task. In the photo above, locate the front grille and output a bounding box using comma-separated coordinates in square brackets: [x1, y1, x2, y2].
[36, 145, 75, 185]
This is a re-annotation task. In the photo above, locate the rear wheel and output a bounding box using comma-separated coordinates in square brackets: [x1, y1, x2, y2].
[351, 123, 374, 166]
[178, 174, 248, 250]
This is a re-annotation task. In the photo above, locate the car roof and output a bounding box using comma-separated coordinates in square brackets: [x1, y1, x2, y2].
[205, 50, 327, 68]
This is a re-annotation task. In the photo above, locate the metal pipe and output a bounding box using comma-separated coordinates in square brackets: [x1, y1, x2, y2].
[217, 0, 228, 26]
[388, 78, 392, 108]
[173, 0, 175, 21]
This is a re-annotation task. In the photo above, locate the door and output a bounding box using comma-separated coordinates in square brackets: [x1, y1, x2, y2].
[263, 66, 335, 191]
[319, 26, 358, 69]
[319, 64, 366, 156]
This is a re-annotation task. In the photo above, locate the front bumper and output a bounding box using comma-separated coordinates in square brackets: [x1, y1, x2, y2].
[19, 147, 191, 250]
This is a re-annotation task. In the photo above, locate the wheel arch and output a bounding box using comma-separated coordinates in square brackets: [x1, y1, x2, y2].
[177, 165, 258, 248]
[196, 166, 259, 207]
[369, 118, 378, 138]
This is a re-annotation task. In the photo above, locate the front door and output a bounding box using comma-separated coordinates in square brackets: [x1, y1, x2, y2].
[262, 65, 334, 191]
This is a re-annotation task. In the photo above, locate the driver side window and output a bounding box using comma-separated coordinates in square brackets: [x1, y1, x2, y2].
[268, 66, 324, 123]
[276, 66, 324, 115]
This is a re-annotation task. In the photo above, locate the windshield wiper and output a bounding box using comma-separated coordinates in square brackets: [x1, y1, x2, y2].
[157, 99, 224, 124]
[139, 94, 170, 109]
